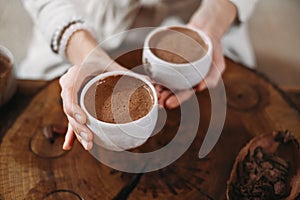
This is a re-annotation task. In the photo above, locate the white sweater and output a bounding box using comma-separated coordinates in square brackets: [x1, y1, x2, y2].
[19, 0, 258, 80]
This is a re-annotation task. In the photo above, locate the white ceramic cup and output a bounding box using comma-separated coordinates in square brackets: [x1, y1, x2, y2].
[143, 25, 213, 90]
[0, 45, 16, 107]
[80, 71, 158, 151]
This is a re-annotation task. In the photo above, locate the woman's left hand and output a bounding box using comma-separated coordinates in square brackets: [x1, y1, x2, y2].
[157, 0, 237, 109]
[157, 24, 226, 109]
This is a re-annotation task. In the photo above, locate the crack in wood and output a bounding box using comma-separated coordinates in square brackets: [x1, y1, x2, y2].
[113, 173, 143, 200]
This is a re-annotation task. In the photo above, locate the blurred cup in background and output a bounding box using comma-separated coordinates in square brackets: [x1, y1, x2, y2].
[0, 45, 16, 107]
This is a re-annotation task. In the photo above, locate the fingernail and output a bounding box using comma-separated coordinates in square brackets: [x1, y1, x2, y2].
[82, 140, 91, 150]
[62, 142, 66, 149]
[198, 83, 206, 91]
[75, 113, 83, 123]
[79, 132, 89, 141]
[81, 140, 88, 149]
[63, 142, 71, 150]
[166, 98, 176, 109]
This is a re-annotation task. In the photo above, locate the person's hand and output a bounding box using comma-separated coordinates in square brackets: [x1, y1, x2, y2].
[157, 24, 226, 109]
[60, 30, 128, 151]
[60, 65, 92, 150]
[60, 60, 127, 151]
[158, 0, 237, 109]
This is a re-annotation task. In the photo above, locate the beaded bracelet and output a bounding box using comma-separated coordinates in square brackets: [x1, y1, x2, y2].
[58, 22, 94, 59]
[50, 16, 83, 54]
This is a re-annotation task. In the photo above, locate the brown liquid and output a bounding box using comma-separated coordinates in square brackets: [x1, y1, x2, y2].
[0, 54, 12, 103]
[149, 27, 208, 64]
[0, 54, 10, 75]
[92, 75, 154, 124]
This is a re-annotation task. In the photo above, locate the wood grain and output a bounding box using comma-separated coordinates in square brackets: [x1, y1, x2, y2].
[0, 50, 299, 199]
[0, 79, 48, 140]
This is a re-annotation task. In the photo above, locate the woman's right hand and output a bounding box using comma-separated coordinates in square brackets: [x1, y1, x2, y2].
[60, 65, 93, 150]
[60, 30, 128, 151]
[60, 59, 127, 151]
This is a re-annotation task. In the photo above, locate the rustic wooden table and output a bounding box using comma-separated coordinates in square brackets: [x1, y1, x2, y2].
[0, 50, 300, 200]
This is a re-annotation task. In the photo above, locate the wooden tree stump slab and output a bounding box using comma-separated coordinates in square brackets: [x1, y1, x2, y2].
[0, 49, 299, 200]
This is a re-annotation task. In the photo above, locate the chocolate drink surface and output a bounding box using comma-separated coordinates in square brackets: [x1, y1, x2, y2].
[149, 27, 208, 64]
[0, 53, 12, 103]
[95, 75, 154, 124]
[0, 54, 11, 75]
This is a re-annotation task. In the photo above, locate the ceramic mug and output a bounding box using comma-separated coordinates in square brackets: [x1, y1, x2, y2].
[0, 45, 16, 107]
[80, 71, 158, 151]
[143, 25, 213, 90]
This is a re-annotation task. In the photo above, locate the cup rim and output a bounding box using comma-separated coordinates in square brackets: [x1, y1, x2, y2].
[0, 45, 14, 78]
[0, 45, 14, 65]
[80, 70, 158, 126]
[144, 25, 213, 67]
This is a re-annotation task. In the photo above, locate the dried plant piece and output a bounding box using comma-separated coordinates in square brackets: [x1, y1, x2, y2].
[226, 130, 300, 200]
[43, 125, 54, 140]
[43, 124, 67, 144]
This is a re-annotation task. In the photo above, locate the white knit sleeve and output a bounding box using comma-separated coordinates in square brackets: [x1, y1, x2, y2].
[21, 0, 83, 48]
[229, 0, 259, 22]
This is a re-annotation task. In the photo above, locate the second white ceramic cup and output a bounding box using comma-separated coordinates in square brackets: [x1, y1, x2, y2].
[80, 71, 158, 151]
[0, 45, 16, 107]
[143, 25, 213, 90]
